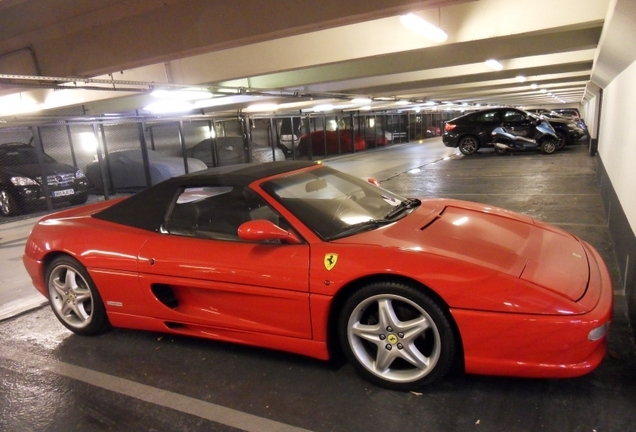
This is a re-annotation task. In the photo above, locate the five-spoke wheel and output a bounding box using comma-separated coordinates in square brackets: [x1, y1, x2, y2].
[339, 282, 456, 390]
[46, 256, 110, 336]
[458, 136, 479, 155]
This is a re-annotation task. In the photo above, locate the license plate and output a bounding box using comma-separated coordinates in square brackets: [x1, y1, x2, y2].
[52, 189, 75, 197]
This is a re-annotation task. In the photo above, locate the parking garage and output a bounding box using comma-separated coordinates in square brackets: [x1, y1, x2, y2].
[1, 1, 635, 431]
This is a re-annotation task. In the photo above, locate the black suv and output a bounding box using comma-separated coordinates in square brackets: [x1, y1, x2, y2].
[443, 108, 540, 155]
[0, 142, 89, 216]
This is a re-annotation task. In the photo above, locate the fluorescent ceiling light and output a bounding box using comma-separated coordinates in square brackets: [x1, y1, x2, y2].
[313, 104, 333, 112]
[516, 75, 526, 82]
[151, 89, 212, 101]
[423, 101, 438, 106]
[530, 83, 538, 89]
[351, 98, 372, 104]
[79, 132, 98, 152]
[245, 103, 278, 112]
[360, 105, 372, 111]
[400, 13, 447, 43]
[540, 89, 547, 93]
[395, 100, 410, 106]
[485, 59, 503, 71]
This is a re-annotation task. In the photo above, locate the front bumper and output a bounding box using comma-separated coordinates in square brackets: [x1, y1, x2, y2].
[451, 239, 613, 378]
[12, 180, 88, 207]
[22, 254, 46, 298]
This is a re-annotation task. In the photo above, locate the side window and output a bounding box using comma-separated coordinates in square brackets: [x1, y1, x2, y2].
[502, 110, 524, 122]
[165, 186, 287, 242]
[471, 111, 499, 122]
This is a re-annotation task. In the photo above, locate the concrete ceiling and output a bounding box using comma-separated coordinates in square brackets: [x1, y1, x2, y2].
[0, 0, 614, 122]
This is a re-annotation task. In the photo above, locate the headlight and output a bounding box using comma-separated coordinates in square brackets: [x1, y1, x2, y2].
[11, 176, 38, 186]
[75, 169, 86, 178]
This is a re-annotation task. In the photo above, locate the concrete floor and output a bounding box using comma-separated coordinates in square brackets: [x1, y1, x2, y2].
[1, 139, 634, 432]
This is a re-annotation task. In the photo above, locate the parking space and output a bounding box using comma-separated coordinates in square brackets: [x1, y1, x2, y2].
[1, 139, 635, 432]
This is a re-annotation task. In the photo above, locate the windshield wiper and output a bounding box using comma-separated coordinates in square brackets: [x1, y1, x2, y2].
[329, 219, 394, 240]
[384, 198, 421, 219]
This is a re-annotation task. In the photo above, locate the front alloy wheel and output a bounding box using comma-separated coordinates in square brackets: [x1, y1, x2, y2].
[339, 283, 457, 390]
[458, 136, 479, 155]
[541, 139, 557, 154]
[46, 256, 110, 336]
[0, 189, 18, 216]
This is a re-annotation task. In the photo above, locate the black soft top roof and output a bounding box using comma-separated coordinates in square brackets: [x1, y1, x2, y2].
[93, 161, 317, 231]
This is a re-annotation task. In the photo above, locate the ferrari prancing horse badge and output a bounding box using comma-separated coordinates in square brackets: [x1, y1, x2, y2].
[324, 253, 338, 270]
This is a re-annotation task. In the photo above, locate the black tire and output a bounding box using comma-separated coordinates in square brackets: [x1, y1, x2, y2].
[46, 255, 110, 336]
[0, 189, 20, 216]
[494, 146, 508, 155]
[338, 282, 457, 391]
[541, 139, 557, 154]
[458, 136, 479, 155]
[555, 131, 568, 150]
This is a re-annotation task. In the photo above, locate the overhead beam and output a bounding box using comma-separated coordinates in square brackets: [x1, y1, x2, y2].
[231, 26, 602, 90]
[342, 63, 593, 96]
[0, 0, 465, 77]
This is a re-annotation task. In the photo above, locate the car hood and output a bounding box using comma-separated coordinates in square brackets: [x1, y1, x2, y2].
[0, 162, 76, 180]
[343, 198, 589, 303]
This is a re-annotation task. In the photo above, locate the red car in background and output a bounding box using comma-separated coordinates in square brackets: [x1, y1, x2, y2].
[298, 130, 366, 156]
[23, 161, 613, 391]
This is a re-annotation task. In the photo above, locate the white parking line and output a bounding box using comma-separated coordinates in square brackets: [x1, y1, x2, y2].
[0, 293, 48, 321]
[0, 347, 313, 432]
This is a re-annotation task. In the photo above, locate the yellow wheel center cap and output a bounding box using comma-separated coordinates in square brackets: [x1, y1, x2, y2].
[387, 334, 398, 344]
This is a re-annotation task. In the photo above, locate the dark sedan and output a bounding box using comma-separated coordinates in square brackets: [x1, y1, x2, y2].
[544, 116, 587, 149]
[443, 108, 550, 155]
[0, 142, 88, 216]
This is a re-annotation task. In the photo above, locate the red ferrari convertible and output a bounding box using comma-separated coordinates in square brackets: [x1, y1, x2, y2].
[23, 161, 613, 390]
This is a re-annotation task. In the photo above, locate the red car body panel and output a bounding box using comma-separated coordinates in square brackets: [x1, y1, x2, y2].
[22, 164, 613, 379]
[298, 130, 366, 155]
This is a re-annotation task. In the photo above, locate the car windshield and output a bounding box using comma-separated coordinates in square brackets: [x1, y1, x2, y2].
[261, 166, 412, 240]
[0, 145, 56, 166]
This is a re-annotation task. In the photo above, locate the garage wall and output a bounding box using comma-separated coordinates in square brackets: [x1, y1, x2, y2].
[593, 58, 636, 332]
[597, 62, 636, 234]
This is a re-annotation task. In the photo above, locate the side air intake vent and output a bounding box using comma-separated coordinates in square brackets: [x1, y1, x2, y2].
[151, 284, 179, 309]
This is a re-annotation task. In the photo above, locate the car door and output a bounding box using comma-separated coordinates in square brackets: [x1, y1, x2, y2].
[137, 185, 312, 339]
[469, 109, 501, 145]
[501, 109, 533, 137]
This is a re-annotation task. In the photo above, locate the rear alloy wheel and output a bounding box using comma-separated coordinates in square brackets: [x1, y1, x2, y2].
[541, 139, 557, 154]
[46, 256, 110, 336]
[0, 189, 19, 216]
[458, 136, 479, 155]
[339, 282, 457, 391]
[555, 131, 568, 150]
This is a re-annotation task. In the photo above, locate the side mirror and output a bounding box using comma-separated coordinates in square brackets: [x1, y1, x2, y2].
[368, 177, 381, 187]
[238, 220, 302, 244]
